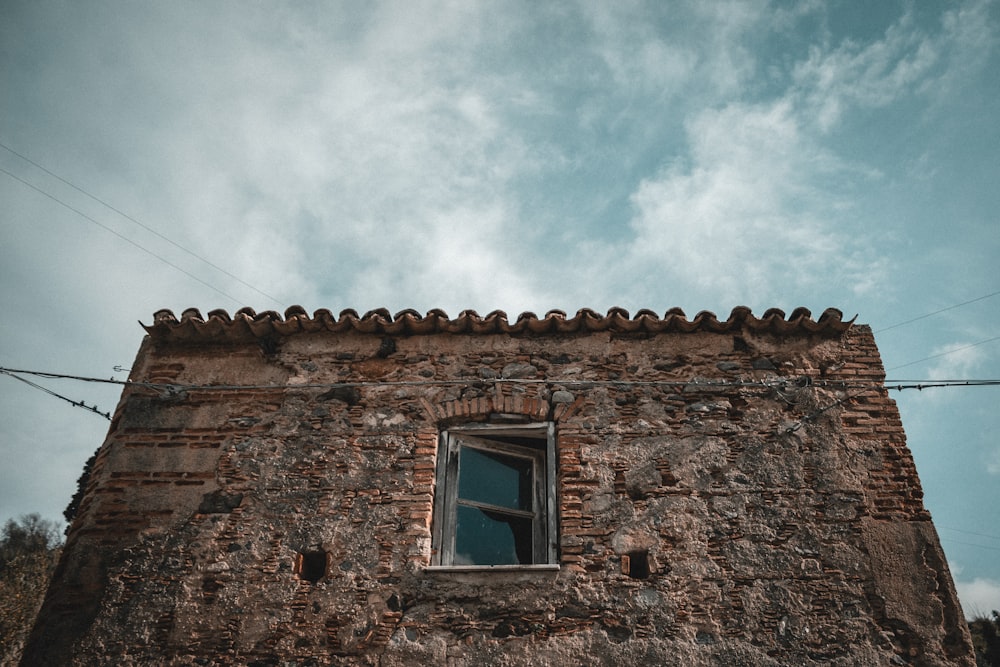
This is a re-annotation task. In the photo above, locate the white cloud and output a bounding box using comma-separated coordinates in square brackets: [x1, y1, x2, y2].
[987, 448, 1000, 476]
[924, 341, 987, 381]
[611, 2, 999, 310]
[15, 0, 955, 318]
[622, 98, 882, 306]
[91, 3, 554, 315]
[934, 0, 999, 94]
[792, 14, 933, 130]
[583, 1, 769, 102]
[584, 5, 699, 95]
[791, 0, 997, 131]
[956, 577, 1000, 618]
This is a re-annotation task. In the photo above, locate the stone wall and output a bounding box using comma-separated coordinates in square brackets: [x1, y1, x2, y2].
[23, 308, 974, 666]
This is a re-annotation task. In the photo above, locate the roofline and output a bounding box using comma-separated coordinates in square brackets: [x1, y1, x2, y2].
[141, 306, 856, 343]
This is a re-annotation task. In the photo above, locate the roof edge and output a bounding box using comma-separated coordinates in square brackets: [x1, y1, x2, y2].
[141, 306, 856, 343]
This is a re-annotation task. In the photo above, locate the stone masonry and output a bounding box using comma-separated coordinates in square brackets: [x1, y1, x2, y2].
[23, 306, 974, 666]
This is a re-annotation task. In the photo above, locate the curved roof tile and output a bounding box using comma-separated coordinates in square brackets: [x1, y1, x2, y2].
[142, 306, 855, 343]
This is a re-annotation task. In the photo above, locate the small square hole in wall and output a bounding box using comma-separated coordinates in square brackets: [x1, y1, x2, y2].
[295, 550, 328, 583]
[622, 550, 650, 579]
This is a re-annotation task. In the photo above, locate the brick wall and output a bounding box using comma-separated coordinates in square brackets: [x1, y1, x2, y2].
[23, 312, 974, 666]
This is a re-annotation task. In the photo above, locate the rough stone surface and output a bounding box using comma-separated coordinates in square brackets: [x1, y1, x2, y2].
[23, 322, 974, 666]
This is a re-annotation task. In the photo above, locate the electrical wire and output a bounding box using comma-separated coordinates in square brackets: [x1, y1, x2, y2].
[3, 364, 998, 541]
[940, 526, 1000, 542]
[939, 538, 1000, 554]
[2, 366, 997, 394]
[0, 165, 245, 307]
[886, 380, 1000, 389]
[0, 141, 284, 308]
[0, 368, 131, 386]
[876, 289, 1000, 333]
[0, 369, 111, 421]
[887, 336, 1000, 371]
[871, 290, 999, 378]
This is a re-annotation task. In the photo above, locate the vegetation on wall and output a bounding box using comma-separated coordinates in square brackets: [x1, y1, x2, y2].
[63, 448, 98, 527]
[0, 514, 62, 666]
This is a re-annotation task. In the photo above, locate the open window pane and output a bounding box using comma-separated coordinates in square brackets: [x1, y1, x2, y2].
[432, 423, 556, 567]
[454, 505, 533, 565]
[457, 446, 533, 512]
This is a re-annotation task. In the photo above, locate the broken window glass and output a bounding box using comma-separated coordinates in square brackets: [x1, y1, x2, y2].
[432, 424, 556, 566]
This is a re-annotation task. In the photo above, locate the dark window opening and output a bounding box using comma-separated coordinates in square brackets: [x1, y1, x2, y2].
[622, 550, 650, 579]
[296, 550, 328, 583]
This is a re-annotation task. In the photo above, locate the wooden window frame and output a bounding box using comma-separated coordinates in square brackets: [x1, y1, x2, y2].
[431, 422, 557, 567]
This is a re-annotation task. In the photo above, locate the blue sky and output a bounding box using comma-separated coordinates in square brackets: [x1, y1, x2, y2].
[2, 1, 998, 616]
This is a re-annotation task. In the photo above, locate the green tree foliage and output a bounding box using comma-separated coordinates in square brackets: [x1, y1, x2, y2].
[0, 514, 62, 666]
[970, 611, 1000, 667]
[63, 448, 97, 528]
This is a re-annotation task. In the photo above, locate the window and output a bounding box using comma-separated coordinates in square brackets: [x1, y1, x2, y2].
[432, 422, 557, 566]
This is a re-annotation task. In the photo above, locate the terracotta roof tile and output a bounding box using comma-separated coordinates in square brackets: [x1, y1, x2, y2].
[142, 306, 855, 343]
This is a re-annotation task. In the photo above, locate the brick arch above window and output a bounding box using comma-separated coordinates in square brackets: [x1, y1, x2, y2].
[419, 384, 587, 426]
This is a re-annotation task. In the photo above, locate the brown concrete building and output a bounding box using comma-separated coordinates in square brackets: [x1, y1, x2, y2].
[24, 306, 974, 666]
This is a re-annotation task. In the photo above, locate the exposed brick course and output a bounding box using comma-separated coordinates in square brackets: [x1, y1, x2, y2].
[23, 309, 973, 666]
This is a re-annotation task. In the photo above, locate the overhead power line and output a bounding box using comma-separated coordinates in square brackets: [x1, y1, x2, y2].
[0, 165, 244, 307]
[1, 141, 284, 308]
[2, 366, 998, 393]
[940, 526, 1000, 542]
[887, 336, 1000, 371]
[1, 369, 111, 421]
[939, 538, 1000, 554]
[876, 289, 1000, 333]
[3, 365, 998, 433]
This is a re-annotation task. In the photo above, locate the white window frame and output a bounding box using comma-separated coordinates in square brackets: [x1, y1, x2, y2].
[431, 422, 557, 567]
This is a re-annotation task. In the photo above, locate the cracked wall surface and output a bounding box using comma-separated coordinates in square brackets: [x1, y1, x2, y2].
[23, 319, 974, 666]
